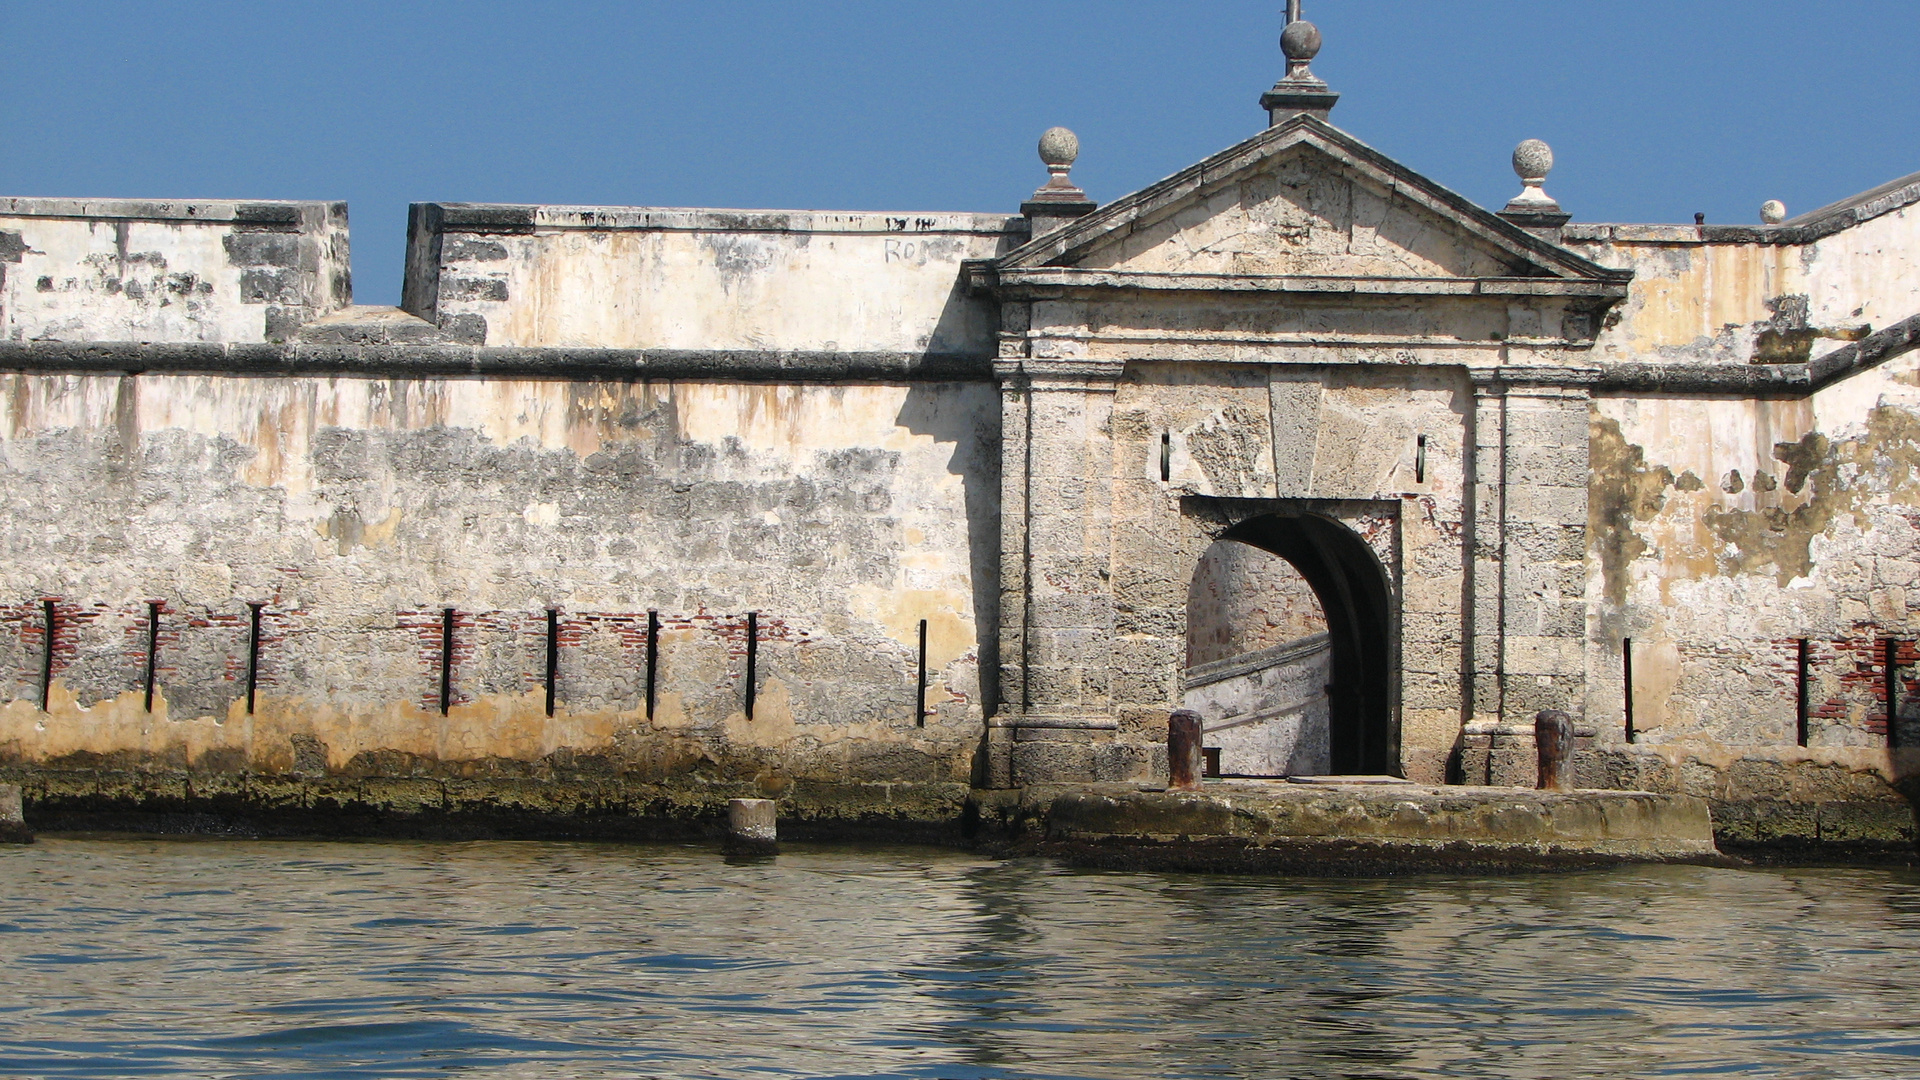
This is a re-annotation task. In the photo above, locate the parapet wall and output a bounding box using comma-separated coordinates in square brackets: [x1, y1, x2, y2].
[1565, 182, 1919, 368]
[401, 203, 1024, 354]
[0, 199, 350, 344]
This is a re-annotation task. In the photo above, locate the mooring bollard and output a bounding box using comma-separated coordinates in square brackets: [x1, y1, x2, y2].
[726, 798, 778, 855]
[0, 783, 32, 844]
[1535, 709, 1574, 792]
[1168, 709, 1205, 791]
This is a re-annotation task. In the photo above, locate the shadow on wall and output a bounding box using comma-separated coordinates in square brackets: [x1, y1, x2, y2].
[894, 381, 1001, 728]
[921, 273, 1002, 359]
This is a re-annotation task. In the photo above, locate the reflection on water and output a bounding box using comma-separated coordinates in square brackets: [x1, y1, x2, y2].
[3, 839, 1919, 1079]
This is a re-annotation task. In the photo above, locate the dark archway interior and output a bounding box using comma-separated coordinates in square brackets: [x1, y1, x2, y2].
[1216, 513, 1396, 774]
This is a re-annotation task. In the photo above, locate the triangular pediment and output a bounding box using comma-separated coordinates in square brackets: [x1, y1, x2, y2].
[995, 116, 1625, 288]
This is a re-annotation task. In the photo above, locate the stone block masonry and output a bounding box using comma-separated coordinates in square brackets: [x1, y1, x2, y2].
[2, 28, 1919, 855]
[0, 373, 1000, 831]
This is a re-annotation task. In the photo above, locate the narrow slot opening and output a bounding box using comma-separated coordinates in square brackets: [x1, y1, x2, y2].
[1415, 434, 1427, 484]
[246, 603, 264, 716]
[744, 611, 759, 720]
[1623, 637, 1635, 743]
[1887, 638, 1901, 751]
[144, 601, 161, 713]
[1795, 638, 1810, 747]
[915, 617, 928, 728]
[1159, 432, 1171, 483]
[39, 599, 56, 712]
[545, 609, 560, 718]
[645, 610, 659, 720]
[440, 608, 455, 716]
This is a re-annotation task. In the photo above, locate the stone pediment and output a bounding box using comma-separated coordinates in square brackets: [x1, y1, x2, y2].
[988, 116, 1629, 299]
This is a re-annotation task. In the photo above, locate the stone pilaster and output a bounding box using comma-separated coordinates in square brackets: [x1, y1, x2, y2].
[1461, 365, 1597, 786]
[987, 340, 1126, 785]
[1466, 373, 1508, 731]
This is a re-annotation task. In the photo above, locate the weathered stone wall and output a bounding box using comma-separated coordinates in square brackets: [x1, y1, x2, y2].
[1567, 191, 1920, 848]
[1584, 362, 1920, 844]
[1564, 194, 1916, 370]
[402, 204, 1021, 352]
[0, 372, 998, 814]
[1185, 538, 1325, 667]
[0, 199, 351, 344]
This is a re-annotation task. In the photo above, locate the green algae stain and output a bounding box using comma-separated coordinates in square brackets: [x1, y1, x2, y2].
[1589, 415, 1673, 606]
[1595, 406, 1920, 596]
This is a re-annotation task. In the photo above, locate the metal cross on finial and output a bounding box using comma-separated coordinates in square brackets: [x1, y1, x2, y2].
[1286, 0, 1302, 23]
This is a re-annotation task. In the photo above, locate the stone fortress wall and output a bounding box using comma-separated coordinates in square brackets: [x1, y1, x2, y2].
[0, 201, 1021, 828]
[0, 19, 1917, 851]
[1567, 190, 1920, 846]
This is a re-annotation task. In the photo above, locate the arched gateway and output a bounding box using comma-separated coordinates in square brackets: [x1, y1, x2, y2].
[1196, 513, 1397, 776]
[978, 90, 1623, 790]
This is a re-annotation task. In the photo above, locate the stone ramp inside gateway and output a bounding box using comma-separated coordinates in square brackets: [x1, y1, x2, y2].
[1183, 634, 1333, 777]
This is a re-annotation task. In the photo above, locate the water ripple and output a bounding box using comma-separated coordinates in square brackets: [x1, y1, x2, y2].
[2, 840, 1919, 1078]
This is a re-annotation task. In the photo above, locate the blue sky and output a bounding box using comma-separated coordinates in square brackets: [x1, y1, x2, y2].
[3, 1, 1915, 305]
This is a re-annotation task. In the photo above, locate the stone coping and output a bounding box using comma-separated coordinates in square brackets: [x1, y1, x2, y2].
[1565, 169, 1920, 246]
[419, 202, 1026, 236]
[0, 197, 342, 226]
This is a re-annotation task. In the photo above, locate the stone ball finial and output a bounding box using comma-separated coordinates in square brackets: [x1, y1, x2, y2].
[1038, 127, 1079, 170]
[1505, 139, 1562, 216]
[1281, 19, 1322, 61]
[1512, 139, 1554, 184]
[1760, 200, 1788, 225]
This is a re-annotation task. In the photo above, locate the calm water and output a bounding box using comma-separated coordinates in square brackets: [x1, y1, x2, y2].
[3, 839, 1919, 1079]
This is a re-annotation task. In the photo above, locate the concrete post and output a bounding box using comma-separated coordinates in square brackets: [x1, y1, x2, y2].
[0, 783, 31, 844]
[1536, 709, 1574, 792]
[1168, 710, 1205, 791]
[725, 798, 777, 854]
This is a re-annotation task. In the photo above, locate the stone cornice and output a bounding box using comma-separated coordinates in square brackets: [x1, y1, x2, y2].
[992, 357, 1127, 384]
[978, 265, 1628, 300]
[1594, 312, 1920, 397]
[1469, 365, 1603, 390]
[8, 311, 1911, 400]
[0, 341, 997, 383]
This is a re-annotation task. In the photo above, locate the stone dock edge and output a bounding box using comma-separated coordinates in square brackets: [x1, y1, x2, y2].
[2, 770, 1915, 869]
[976, 783, 1737, 875]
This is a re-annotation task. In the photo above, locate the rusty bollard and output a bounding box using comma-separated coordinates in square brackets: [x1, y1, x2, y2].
[1535, 709, 1574, 792]
[1168, 709, 1205, 791]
